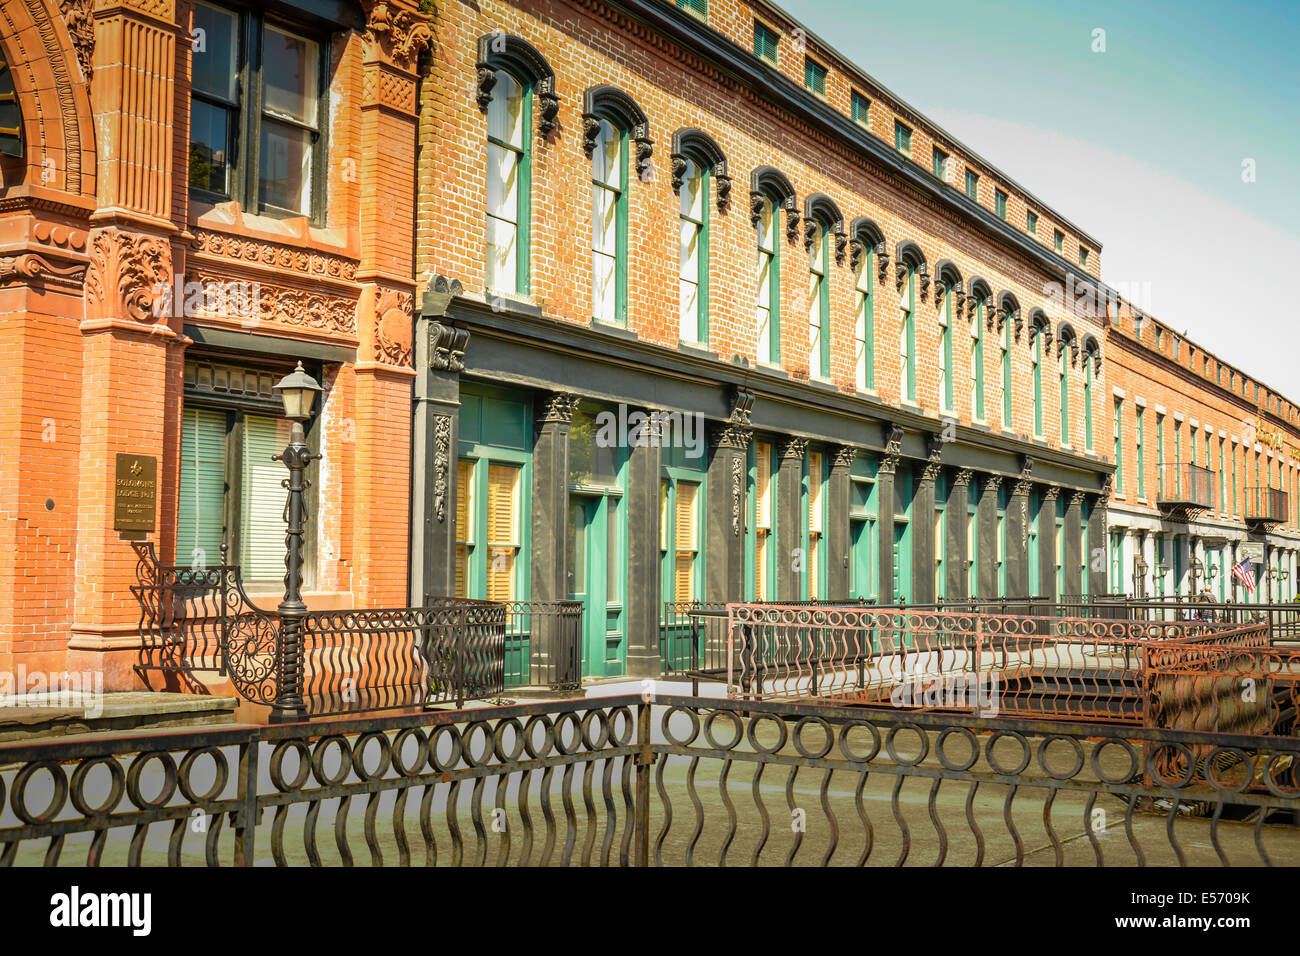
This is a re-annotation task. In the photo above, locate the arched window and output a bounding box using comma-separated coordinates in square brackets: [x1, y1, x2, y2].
[849, 218, 886, 392]
[999, 293, 1019, 430]
[1029, 310, 1051, 439]
[895, 242, 927, 403]
[477, 35, 557, 297]
[750, 167, 797, 365]
[968, 278, 993, 422]
[804, 194, 843, 380]
[1056, 323, 1078, 446]
[583, 86, 651, 326]
[934, 260, 962, 414]
[671, 129, 729, 345]
[1082, 336, 1100, 452]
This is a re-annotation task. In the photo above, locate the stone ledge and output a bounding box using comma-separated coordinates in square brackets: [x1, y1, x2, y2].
[0, 692, 238, 743]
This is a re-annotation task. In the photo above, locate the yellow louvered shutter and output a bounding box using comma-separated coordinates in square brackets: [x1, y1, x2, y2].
[485, 463, 519, 602]
[675, 482, 697, 600]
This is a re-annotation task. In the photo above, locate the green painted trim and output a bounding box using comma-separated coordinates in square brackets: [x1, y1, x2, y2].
[770, 211, 782, 363]
[904, 268, 916, 403]
[860, 247, 875, 389]
[972, 299, 985, 421]
[942, 289, 953, 412]
[1058, 347, 1069, 445]
[1001, 319, 1013, 428]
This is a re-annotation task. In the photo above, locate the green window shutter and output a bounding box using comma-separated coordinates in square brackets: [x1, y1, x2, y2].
[804, 58, 826, 94]
[754, 22, 778, 63]
[965, 170, 978, 199]
[677, 0, 707, 15]
[851, 92, 870, 126]
[241, 414, 290, 582]
[178, 407, 227, 567]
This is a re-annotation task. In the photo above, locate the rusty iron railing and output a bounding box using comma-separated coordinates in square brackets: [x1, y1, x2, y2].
[1, 695, 1297, 867]
[723, 603, 1265, 721]
[133, 543, 508, 718]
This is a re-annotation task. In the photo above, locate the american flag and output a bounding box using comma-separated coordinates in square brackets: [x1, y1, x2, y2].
[1232, 557, 1257, 594]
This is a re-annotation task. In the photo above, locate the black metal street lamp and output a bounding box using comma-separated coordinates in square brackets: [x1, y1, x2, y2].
[270, 361, 322, 723]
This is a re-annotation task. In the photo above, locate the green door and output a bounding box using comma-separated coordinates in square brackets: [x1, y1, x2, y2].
[850, 519, 874, 601]
[568, 494, 624, 678]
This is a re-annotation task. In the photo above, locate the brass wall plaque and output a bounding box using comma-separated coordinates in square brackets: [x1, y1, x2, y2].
[114, 454, 157, 532]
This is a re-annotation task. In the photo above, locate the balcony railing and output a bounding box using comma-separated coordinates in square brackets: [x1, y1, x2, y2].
[1245, 485, 1289, 525]
[1156, 461, 1214, 514]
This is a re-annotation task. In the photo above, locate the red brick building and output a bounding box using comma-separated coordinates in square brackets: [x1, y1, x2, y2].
[0, 0, 429, 690]
[412, 0, 1114, 678]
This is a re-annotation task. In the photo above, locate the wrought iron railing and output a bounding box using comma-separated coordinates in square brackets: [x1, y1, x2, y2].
[425, 597, 583, 693]
[2, 695, 1297, 867]
[1156, 462, 1215, 510]
[133, 543, 508, 717]
[723, 603, 1260, 717]
[1246, 485, 1289, 525]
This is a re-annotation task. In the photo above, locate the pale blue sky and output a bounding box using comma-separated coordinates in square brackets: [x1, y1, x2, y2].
[779, 0, 1300, 397]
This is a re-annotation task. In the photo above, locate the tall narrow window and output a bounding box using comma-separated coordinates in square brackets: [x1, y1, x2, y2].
[854, 242, 874, 390]
[1026, 210, 1039, 236]
[970, 297, 985, 421]
[939, 282, 954, 412]
[1001, 309, 1013, 428]
[804, 57, 827, 95]
[755, 196, 780, 363]
[1114, 398, 1124, 495]
[1083, 349, 1095, 451]
[485, 464, 521, 601]
[189, 2, 239, 197]
[1135, 406, 1145, 497]
[1058, 343, 1069, 445]
[1219, 437, 1226, 512]
[591, 118, 627, 324]
[965, 169, 978, 199]
[1156, 414, 1165, 497]
[807, 221, 830, 378]
[677, 157, 707, 343]
[1032, 325, 1044, 438]
[995, 189, 1008, 219]
[899, 265, 916, 402]
[486, 69, 531, 295]
[932, 148, 948, 180]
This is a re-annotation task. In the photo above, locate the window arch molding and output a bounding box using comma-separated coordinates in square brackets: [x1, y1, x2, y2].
[803, 192, 846, 263]
[967, 276, 994, 324]
[999, 292, 1022, 341]
[671, 127, 731, 213]
[1028, 308, 1052, 351]
[582, 85, 652, 179]
[1056, 321, 1079, 367]
[475, 34, 560, 137]
[1081, 334, 1102, 374]
[848, 216, 887, 281]
[894, 240, 929, 299]
[933, 259, 963, 312]
[750, 166, 799, 242]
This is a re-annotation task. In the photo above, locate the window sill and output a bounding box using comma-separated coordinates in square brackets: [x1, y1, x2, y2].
[589, 319, 639, 342]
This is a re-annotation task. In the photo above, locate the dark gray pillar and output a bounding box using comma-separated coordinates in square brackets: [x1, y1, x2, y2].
[946, 469, 972, 601]
[1088, 483, 1110, 595]
[531, 392, 577, 603]
[978, 474, 1001, 599]
[411, 304, 469, 605]
[1040, 487, 1059, 601]
[827, 446, 856, 600]
[705, 423, 750, 606]
[625, 406, 662, 678]
[776, 437, 806, 600]
[1063, 491, 1083, 598]
[876, 461, 897, 605]
[1007, 475, 1033, 598]
[912, 460, 940, 604]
